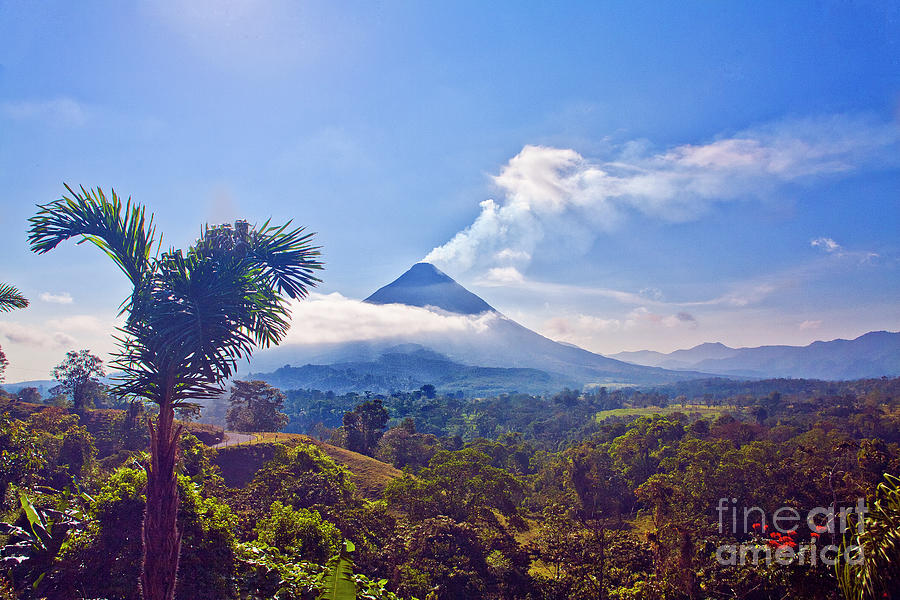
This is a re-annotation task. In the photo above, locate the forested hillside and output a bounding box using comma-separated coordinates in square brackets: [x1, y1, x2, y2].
[1, 377, 898, 598]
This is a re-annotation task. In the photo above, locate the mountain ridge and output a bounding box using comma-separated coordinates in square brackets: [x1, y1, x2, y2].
[610, 330, 900, 379]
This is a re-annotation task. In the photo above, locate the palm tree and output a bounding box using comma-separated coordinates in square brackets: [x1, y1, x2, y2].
[28, 185, 322, 600]
[0, 283, 29, 383]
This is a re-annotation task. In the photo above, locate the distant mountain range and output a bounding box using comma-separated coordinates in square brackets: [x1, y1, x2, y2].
[610, 331, 900, 379]
[245, 264, 899, 393]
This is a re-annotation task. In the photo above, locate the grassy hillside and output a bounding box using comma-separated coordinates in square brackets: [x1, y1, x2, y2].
[212, 432, 402, 497]
[593, 403, 730, 422]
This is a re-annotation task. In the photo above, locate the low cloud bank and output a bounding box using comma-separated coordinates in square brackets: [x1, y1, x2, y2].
[283, 293, 497, 345]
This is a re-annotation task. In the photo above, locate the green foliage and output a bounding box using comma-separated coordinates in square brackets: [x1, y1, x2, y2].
[527, 505, 620, 599]
[1, 369, 899, 599]
[232, 443, 356, 537]
[176, 474, 239, 599]
[15, 388, 41, 404]
[0, 415, 47, 506]
[375, 418, 438, 471]
[236, 542, 325, 599]
[384, 448, 524, 526]
[236, 540, 407, 600]
[0, 282, 28, 382]
[54, 465, 237, 600]
[837, 473, 900, 599]
[255, 502, 341, 563]
[178, 432, 225, 493]
[381, 515, 528, 600]
[0, 411, 97, 508]
[336, 398, 389, 456]
[0, 488, 88, 599]
[609, 414, 685, 489]
[285, 386, 625, 447]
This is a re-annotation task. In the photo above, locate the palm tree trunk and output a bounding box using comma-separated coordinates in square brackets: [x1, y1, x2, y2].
[141, 403, 183, 600]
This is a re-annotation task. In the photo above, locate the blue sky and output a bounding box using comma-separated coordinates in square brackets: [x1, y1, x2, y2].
[1, 1, 898, 382]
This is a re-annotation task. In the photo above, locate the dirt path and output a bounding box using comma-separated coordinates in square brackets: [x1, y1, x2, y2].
[210, 431, 256, 449]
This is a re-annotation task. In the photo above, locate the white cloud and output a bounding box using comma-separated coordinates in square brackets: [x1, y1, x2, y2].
[495, 248, 531, 263]
[39, 292, 73, 305]
[0, 314, 116, 350]
[810, 236, 881, 264]
[474, 275, 656, 306]
[624, 307, 698, 329]
[282, 293, 497, 345]
[478, 267, 526, 286]
[476, 272, 779, 310]
[0, 321, 76, 348]
[639, 287, 665, 302]
[799, 319, 823, 330]
[425, 114, 899, 275]
[685, 283, 777, 308]
[45, 315, 117, 334]
[1, 98, 87, 126]
[542, 307, 697, 347]
[811, 237, 842, 253]
[544, 315, 622, 339]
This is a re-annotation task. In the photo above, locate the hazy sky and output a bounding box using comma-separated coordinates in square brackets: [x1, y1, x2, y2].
[1, 1, 898, 382]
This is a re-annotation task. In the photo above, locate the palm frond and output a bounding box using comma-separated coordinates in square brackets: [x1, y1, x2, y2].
[0, 284, 28, 312]
[837, 474, 900, 599]
[248, 219, 323, 299]
[28, 185, 157, 287]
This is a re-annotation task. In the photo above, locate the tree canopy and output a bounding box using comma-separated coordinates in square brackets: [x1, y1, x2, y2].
[51, 349, 106, 412]
[226, 380, 289, 433]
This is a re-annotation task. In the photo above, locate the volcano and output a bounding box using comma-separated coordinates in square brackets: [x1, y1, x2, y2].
[365, 262, 496, 315]
[246, 263, 707, 394]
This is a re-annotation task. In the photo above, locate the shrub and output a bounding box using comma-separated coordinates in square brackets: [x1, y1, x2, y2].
[254, 501, 340, 563]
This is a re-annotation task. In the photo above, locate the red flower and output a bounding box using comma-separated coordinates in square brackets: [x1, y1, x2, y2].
[810, 532, 820, 538]
[815, 525, 828, 533]
[752, 523, 761, 530]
